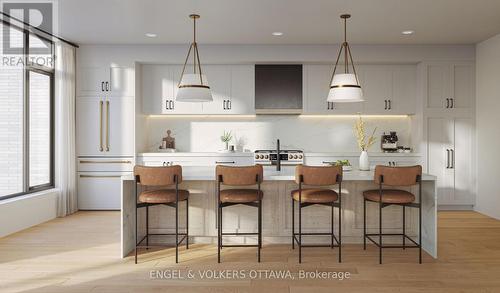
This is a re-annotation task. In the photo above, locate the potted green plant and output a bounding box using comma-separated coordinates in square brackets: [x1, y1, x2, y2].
[220, 130, 233, 152]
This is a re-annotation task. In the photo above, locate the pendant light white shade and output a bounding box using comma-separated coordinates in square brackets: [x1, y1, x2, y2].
[327, 73, 364, 102]
[176, 14, 212, 103]
[176, 73, 213, 102]
[327, 14, 363, 103]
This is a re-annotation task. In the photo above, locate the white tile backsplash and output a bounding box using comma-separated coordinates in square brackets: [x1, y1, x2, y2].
[144, 116, 413, 153]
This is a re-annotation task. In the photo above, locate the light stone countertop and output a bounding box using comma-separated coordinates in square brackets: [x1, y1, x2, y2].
[137, 152, 422, 157]
[122, 166, 436, 181]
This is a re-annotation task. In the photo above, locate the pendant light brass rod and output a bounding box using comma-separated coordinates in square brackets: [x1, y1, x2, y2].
[329, 43, 344, 86]
[178, 43, 194, 87]
[346, 43, 359, 84]
[193, 17, 196, 74]
[344, 17, 348, 73]
[194, 42, 204, 84]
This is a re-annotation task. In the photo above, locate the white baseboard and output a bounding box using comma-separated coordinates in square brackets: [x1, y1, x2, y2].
[0, 190, 58, 238]
[438, 205, 474, 211]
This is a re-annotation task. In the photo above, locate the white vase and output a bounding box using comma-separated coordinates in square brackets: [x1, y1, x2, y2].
[359, 151, 370, 171]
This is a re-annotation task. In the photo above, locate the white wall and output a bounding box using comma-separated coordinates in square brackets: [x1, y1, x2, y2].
[475, 33, 500, 220]
[0, 190, 58, 237]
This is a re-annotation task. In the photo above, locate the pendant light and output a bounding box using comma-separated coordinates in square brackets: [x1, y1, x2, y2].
[176, 14, 213, 102]
[327, 14, 364, 103]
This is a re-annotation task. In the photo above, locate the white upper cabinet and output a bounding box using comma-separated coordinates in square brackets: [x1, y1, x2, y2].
[141, 64, 255, 115]
[200, 65, 231, 114]
[361, 65, 393, 113]
[303, 64, 363, 114]
[141, 64, 203, 114]
[303, 64, 415, 115]
[425, 62, 474, 111]
[78, 65, 134, 97]
[361, 64, 416, 114]
[229, 65, 255, 114]
[392, 65, 417, 114]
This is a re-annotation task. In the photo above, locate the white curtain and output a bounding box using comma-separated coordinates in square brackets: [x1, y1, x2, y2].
[55, 43, 77, 217]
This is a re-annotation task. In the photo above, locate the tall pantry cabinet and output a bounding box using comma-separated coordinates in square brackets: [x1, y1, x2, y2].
[422, 62, 475, 208]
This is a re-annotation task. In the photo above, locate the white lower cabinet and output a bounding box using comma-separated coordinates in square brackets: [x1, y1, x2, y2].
[427, 117, 474, 206]
[137, 155, 253, 167]
[78, 171, 130, 210]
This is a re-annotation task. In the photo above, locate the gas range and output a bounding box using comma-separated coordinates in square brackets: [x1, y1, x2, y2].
[254, 150, 304, 165]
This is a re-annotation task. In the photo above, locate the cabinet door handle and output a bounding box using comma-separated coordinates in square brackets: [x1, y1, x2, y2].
[80, 160, 132, 164]
[215, 161, 235, 164]
[446, 98, 449, 108]
[106, 81, 109, 91]
[101, 82, 105, 92]
[99, 101, 104, 151]
[322, 161, 335, 164]
[171, 100, 174, 110]
[79, 175, 122, 178]
[228, 100, 231, 109]
[450, 98, 454, 109]
[446, 149, 450, 169]
[450, 149, 455, 169]
[223, 100, 226, 110]
[105, 101, 110, 151]
[327, 102, 330, 110]
[330, 102, 334, 109]
[384, 100, 387, 110]
[388, 100, 392, 110]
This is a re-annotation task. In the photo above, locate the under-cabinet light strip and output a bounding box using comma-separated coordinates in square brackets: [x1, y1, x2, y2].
[147, 114, 409, 118]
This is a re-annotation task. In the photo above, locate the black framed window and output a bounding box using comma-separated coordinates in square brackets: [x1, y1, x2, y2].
[0, 22, 54, 200]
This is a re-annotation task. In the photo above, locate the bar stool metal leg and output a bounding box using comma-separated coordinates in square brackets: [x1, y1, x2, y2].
[218, 204, 221, 263]
[338, 182, 342, 263]
[135, 178, 138, 264]
[331, 201, 334, 249]
[292, 198, 295, 250]
[402, 204, 406, 250]
[258, 199, 262, 262]
[419, 181, 422, 264]
[379, 198, 383, 265]
[186, 198, 189, 250]
[299, 200, 302, 264]
[146, 205, 149, 249]
[363, 198, 367, 250]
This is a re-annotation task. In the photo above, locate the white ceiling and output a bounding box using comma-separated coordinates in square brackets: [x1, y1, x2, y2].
[57, 0, 500, 45]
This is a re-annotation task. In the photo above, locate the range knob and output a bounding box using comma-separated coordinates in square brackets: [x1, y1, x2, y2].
[255, 155, 259, 159]
[293, 155, 298, 159]
[298, 154, 303, 159]
[265, 155, 269, 159]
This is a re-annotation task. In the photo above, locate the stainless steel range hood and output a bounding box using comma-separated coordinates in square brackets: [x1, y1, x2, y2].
[255, 64, 303, 114]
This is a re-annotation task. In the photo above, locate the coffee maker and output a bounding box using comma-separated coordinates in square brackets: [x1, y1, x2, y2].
[381, 132, 398, 152]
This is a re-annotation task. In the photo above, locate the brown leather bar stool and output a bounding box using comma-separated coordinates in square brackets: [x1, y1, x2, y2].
[134, 165, 189, 264]
[363, 165, 422, 264]
[216, 164, 263, 263]
[292, 165, 342, 263]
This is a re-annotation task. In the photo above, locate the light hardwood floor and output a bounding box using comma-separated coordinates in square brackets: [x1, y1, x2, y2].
[1, 211, 499, 293]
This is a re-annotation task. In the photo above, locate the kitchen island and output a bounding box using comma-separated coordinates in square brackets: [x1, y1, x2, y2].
[121, 166, 437, 259]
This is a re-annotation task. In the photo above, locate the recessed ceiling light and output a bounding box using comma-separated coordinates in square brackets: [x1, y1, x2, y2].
[145, 33, 157, 38]
[272, 32, 283, 36]
[401, 30, 415, 35]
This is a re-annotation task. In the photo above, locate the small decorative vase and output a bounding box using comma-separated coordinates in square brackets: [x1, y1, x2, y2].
[225, 141, 229, 150]
[359, 151, 370, 171]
